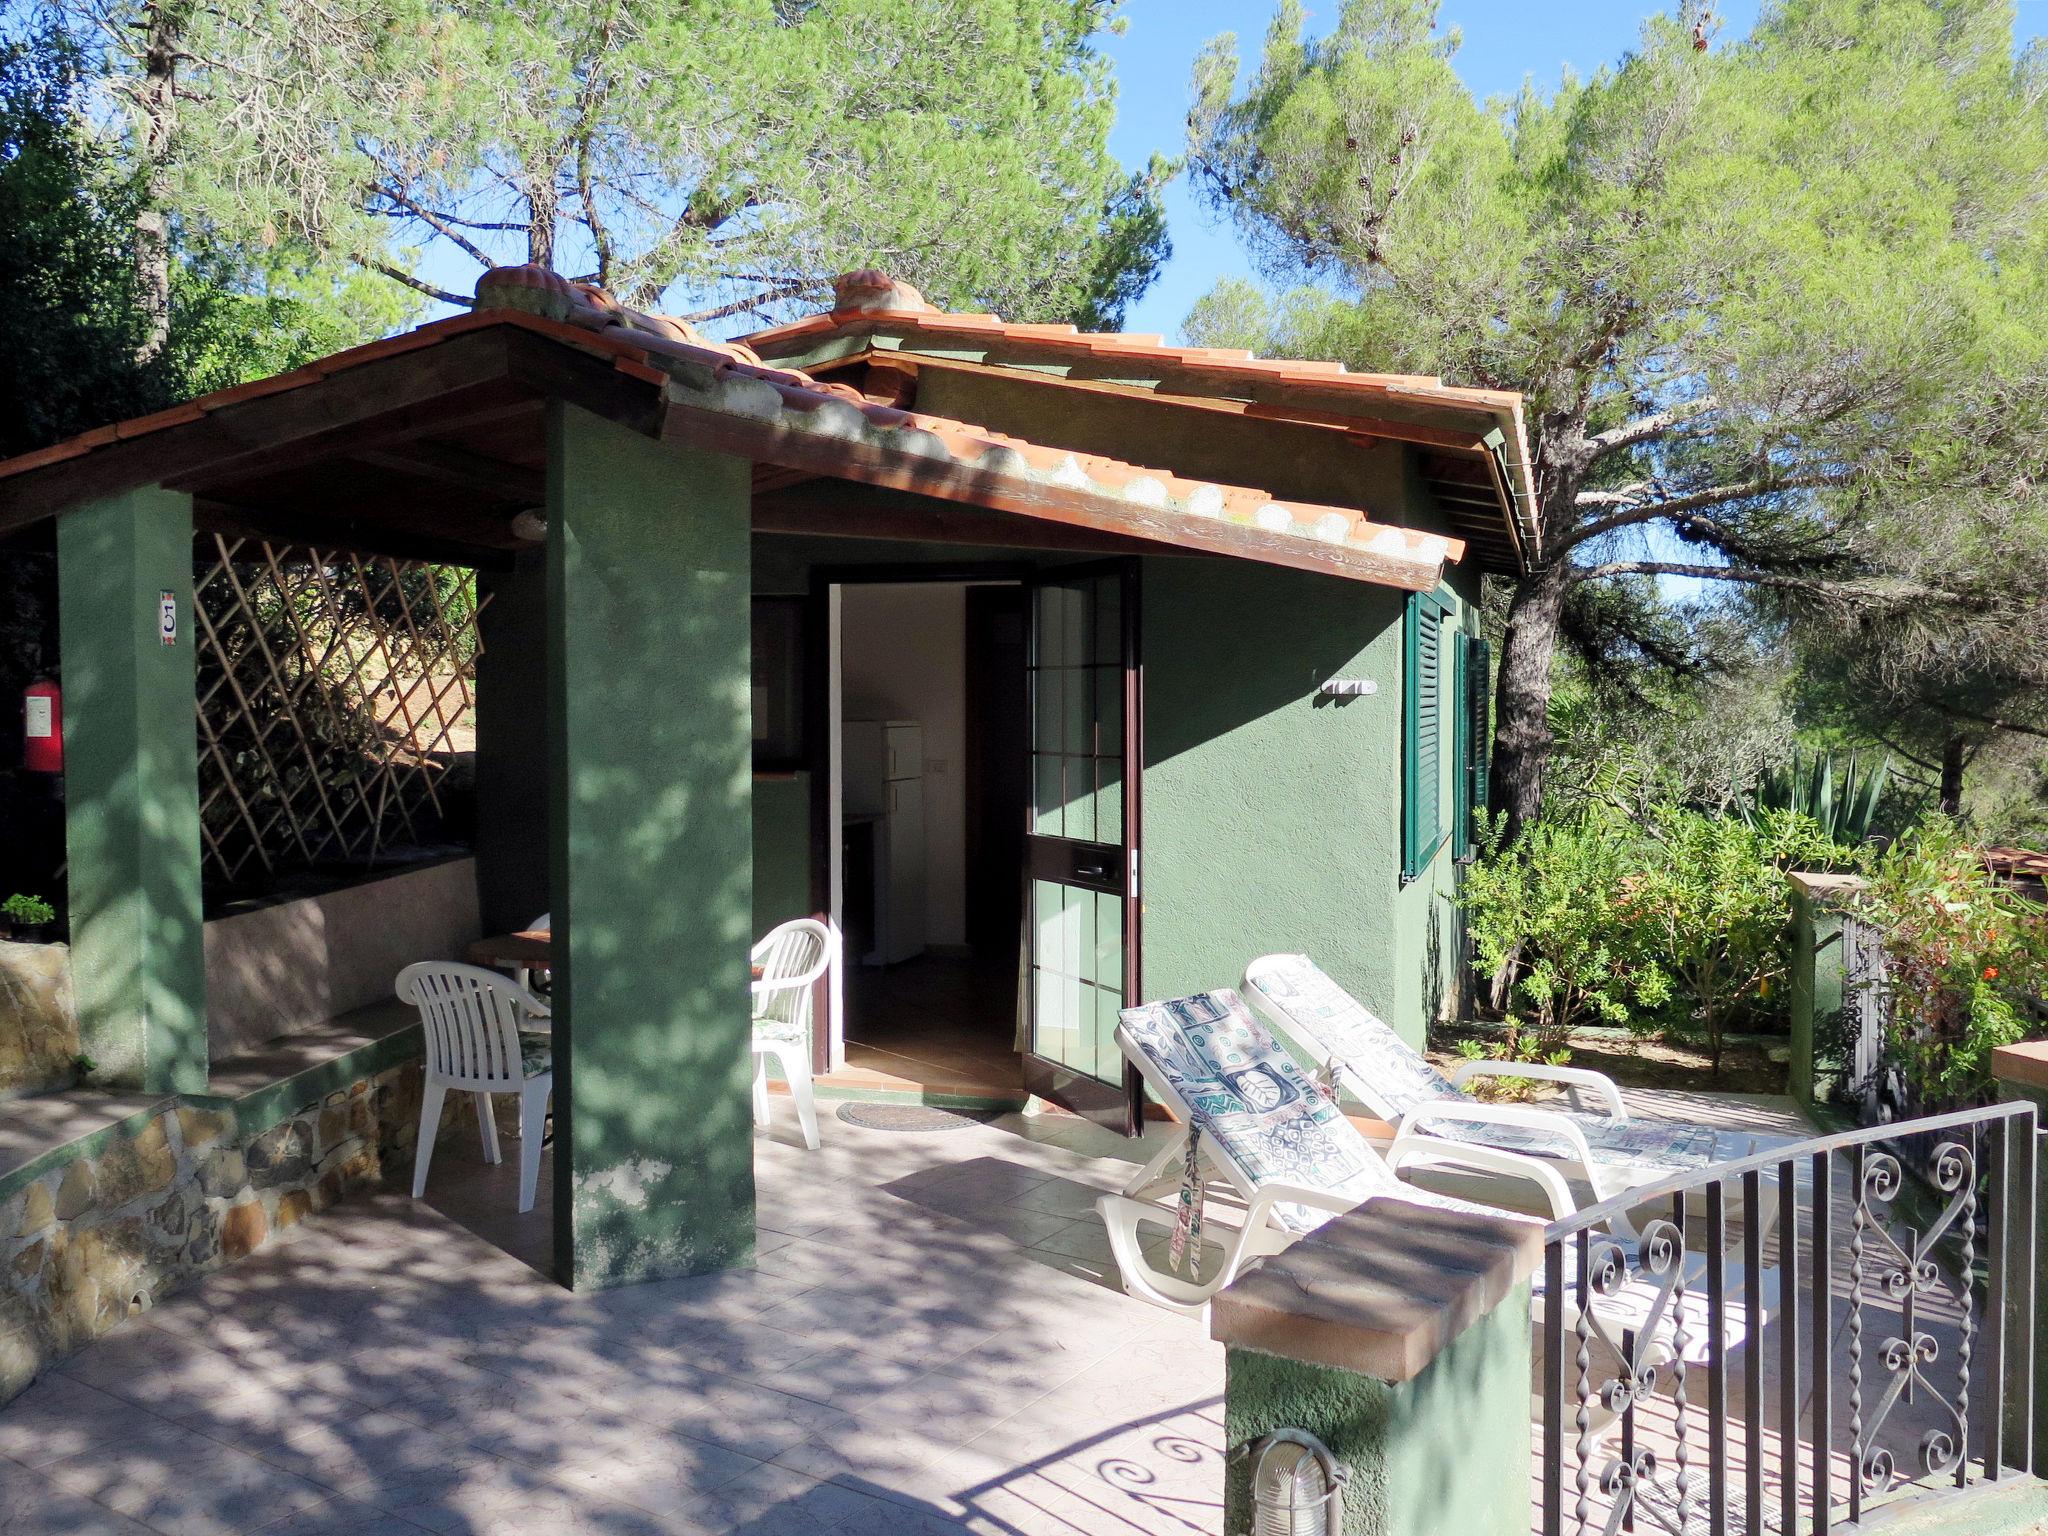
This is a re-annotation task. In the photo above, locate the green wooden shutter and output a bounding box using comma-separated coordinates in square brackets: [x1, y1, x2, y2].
[1402, 593, 1446, 882]
[1454, 634, 1491, 860]
[1451, 631, 1472, 861]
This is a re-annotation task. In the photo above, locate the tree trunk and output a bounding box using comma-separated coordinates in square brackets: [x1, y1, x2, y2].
[1490, 558, 1572, 841]
[133, 3, 190, 366]
[528, 169, 559, 271]
[1939, 733, 1967, 817]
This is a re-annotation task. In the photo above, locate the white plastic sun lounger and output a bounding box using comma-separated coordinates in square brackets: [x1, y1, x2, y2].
[1240, 953, 1783, 1241]
[1101, 987, 1782, 1436]
[1097, 987, 1577, 1316]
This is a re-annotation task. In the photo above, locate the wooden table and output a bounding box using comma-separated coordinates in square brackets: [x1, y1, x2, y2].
[468, 930, 766, 982]
[467, 929, 553, 970]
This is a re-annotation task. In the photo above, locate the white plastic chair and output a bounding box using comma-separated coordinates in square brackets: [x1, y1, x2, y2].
[397, 961, 553, 1214]
[751, 919, 833, 1151]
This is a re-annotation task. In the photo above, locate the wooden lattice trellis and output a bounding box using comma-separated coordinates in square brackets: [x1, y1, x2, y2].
[193, 534, 490, 887]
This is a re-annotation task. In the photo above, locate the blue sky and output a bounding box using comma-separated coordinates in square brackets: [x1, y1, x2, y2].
[1100, 0, 1762, 341]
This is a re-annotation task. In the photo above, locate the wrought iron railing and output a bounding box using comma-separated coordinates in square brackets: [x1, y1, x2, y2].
[1537, 1101, 2038, 1535]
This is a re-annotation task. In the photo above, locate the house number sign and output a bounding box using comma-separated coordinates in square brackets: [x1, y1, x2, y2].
[159, 590, 178, 646]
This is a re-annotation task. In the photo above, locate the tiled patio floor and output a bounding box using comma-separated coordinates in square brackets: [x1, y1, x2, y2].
[0, 1105, 1229, 1535]
[0, 1090, 1832, 1536]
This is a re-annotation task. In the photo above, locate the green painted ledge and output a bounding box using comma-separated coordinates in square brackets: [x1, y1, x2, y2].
[1857, 1477, 2048, 1534]
[0, 1096, 174, 1205]
[0, 1025, 423, 1206]
[183, 1028, 423, 1134]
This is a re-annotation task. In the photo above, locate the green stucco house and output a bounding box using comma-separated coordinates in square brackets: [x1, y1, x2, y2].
[0, 265, 1536, 1290]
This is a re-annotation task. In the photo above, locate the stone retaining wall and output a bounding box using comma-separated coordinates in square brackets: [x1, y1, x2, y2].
[0, 941, 78, 1093]
[0, 1055, 493, 1404]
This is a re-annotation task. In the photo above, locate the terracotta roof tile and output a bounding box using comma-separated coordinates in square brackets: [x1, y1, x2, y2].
[738, 269, 1539, 562]
[612, 355, 668, 386]
[111, 402, 206, 440]
[0, 438, 92, 476]
[0, 263, 1469, 588]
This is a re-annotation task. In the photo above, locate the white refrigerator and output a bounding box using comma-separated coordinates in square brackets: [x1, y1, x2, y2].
[844, 719, 926, 965]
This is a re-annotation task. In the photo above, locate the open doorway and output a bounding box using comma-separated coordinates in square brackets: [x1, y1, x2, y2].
[833, 580, 1030, 1100]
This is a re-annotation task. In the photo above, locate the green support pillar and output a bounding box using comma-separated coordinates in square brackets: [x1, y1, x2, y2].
[1212, 1203, 1539, 1536]
[56, 486, 207, 1094]
[1786, 871, 1861, 1106]
[546, 402, 755, 1290]
[1991, 1044, 2048, 1475]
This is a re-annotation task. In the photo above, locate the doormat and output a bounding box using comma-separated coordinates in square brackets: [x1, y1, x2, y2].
[836, 1102, 1001, 1133]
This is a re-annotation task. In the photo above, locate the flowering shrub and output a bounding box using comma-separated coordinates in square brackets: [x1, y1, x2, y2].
[1626, 805, 1844, 1070]
[1848, 818, 2048, 1107]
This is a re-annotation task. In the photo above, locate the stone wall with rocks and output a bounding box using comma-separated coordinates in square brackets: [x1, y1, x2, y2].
[0, 941, 78, 1093]
[0, 1053, 493, 1404]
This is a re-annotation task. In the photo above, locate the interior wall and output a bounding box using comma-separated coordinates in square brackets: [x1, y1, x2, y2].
[840, 583, 967, 949]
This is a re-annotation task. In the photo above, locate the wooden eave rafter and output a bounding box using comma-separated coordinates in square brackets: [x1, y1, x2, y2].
[753, 317, 1539, 571]
[807, 346, 1527, 574]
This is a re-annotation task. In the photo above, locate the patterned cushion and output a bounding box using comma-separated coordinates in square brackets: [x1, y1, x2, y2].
[519, 1035, 552, 1078]
[1243, 955, 1462, 1121]
[1247, 955, 1741, 1177]
[1425, 1112, 1731, 1172]
[1118, 990, 1398, 1233]
[752, 1017, 807, 1047]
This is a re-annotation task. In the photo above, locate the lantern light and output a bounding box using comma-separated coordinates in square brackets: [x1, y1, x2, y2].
[1247, 1429, 1347, 1536]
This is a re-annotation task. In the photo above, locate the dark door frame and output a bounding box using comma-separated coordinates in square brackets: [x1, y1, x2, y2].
[1017, 557, 1146, 1136]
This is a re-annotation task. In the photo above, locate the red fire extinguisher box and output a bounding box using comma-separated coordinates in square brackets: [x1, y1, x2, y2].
[22, 679, 61, 774]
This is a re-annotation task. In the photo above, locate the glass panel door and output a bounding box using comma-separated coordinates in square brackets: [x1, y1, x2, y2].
[1021, 560, 1141, 1134]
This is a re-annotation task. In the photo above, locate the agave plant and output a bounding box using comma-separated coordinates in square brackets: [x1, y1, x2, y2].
[1745, 749, 1894, 846]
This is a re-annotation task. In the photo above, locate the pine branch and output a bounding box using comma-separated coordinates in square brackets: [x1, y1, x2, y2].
[1585, 394, 1719, 456]
[1930, 702, 2048, 742]
[364, 185, 495, 269]
[367, 261, 471, 308]
[674, 277, 825, 324]
[1571, 560, 1854, 592]
[1566, 471, 1851, 547]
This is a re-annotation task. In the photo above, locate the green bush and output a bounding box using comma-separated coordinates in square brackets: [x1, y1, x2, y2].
[1848, 817, 2048, 1107]
[1462, 809, 1672, 1057]
[1461, 802, 1842, 1071]
[1624, 805, 1844, 1070]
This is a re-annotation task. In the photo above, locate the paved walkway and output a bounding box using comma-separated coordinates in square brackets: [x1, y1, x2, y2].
[0, 1089, 1824, 1536]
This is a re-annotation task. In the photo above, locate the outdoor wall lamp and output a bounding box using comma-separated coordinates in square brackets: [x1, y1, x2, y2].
[1244, 1428, 1347, 1536]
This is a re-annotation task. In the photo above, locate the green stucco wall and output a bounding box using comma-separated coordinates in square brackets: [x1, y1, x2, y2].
[1787, 880, 1853, 1106]
[57, 487, 207, 1093]
[473, 553, 550, 934]
[547, 403, 755, 1289]
[753, 772, 813, 931]
[1141, 556, 1432, 1043]
[1222, 1281, 1533, 1536]
[1992, 1076, 2048, 1475]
